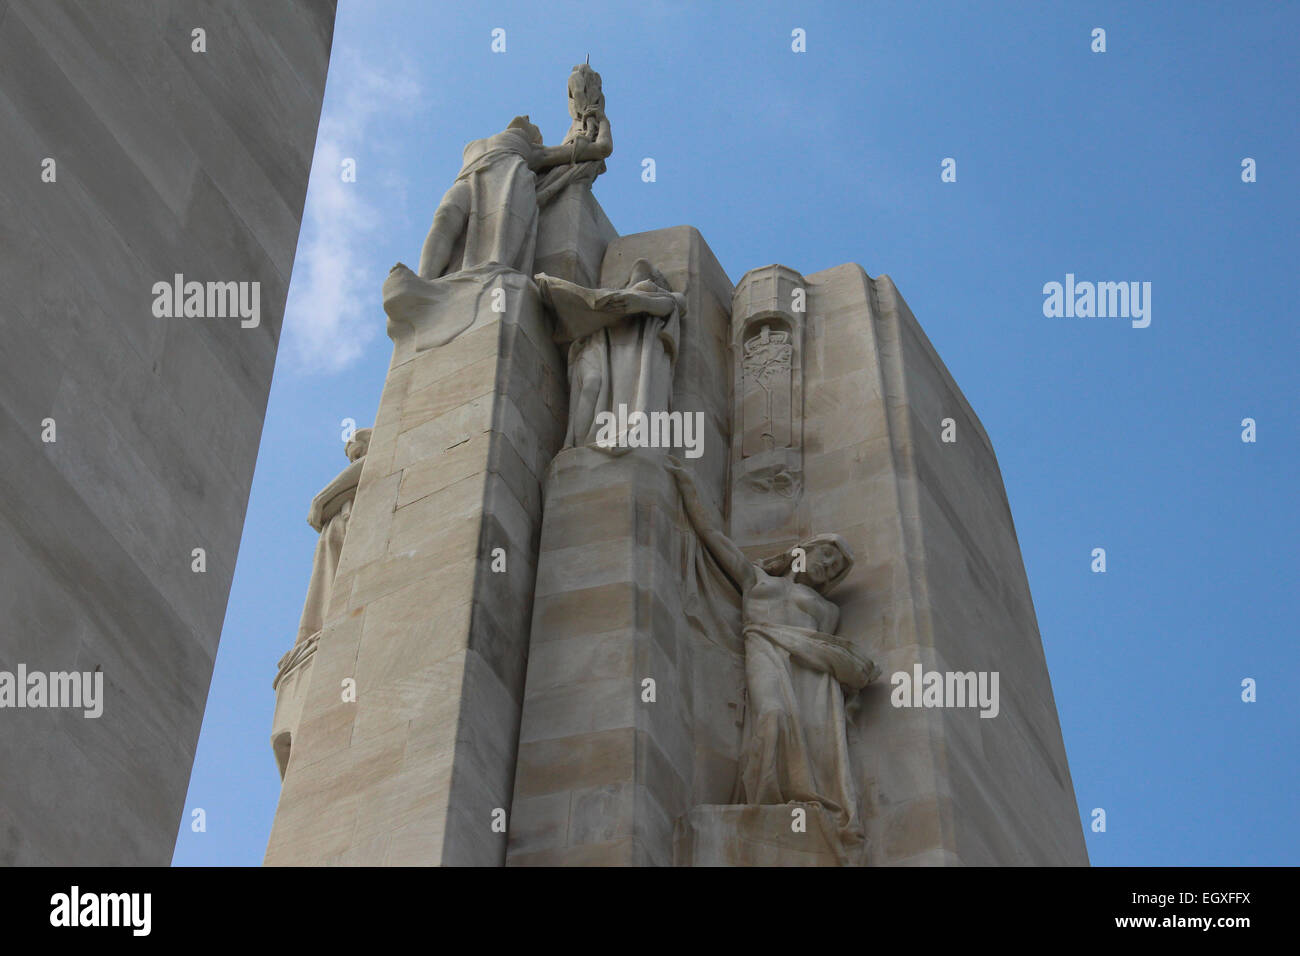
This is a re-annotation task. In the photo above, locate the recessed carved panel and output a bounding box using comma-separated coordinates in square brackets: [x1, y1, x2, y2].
[730, 265, 808, 543]
[741, 325, 794, 457]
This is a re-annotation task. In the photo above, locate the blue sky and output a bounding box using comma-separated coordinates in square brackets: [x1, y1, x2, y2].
[173, 0, 1299, 865]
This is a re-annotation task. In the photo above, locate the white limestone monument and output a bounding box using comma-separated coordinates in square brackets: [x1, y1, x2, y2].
[266, 64, 1088, 867]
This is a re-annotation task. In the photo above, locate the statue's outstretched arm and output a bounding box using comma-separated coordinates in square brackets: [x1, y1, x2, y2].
[529, 117, 612, 171]
[613, 289, 683, 318]
[537, 275, 678, 343]
[530, 140, 595, 171]
[666, 457, 755, 593]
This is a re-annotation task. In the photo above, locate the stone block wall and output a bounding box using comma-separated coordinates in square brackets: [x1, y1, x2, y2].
[0, 0, 335, 865]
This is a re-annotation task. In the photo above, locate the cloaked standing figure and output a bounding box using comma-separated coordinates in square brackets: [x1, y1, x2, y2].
[666, 457, 880, 856]
[292, 428, 371, 646]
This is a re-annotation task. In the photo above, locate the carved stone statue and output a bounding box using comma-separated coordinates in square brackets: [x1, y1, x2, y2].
[414, 69, 610, 282]
[384, 65, 614, 349]
[537, 259, 686, 449]
[293, 428, 370, 647]
[270, 429, 371, 779]
[418, 116, 535, 280]
[536, 62, 613, 207]
[667, 456, 880, 853]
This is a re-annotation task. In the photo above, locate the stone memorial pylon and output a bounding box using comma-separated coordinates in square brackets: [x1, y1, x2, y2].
[266, 65, 615, 865]
[266, 66, 1088, 867]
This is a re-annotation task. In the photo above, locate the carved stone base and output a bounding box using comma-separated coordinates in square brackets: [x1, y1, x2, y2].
[673, 803, 863, 866]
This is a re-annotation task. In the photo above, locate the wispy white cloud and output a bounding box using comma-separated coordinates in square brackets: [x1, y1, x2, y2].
[282, 51, 420, 373]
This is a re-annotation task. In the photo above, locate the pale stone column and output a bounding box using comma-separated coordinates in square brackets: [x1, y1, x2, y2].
[266, 184, 615, 864]
[675, 803, 846, 865]
[506, 447, 690, 865]
[505, 227, 736, 865]
[264, 267, 564, 865]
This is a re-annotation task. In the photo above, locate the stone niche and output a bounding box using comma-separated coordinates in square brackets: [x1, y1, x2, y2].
[730, 265, 808, 549]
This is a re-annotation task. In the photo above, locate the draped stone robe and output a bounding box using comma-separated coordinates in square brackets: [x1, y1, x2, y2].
[444, 126, 540, 274]
[294, 455, 364, 646]
[382, 126, 541, 350]
[733, 569, 876, 848]
[537, 272, 686, 449]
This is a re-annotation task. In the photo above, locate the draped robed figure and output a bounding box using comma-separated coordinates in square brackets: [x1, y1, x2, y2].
[666, 457, 880, 853]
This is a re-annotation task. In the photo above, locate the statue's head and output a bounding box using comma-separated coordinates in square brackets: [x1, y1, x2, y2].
[627, 258, 670, 291]
[567, 63, 604, 119]
[507, 114, 544, 145]
[760, 533, 855, 595]
[345, 428, 372, 462]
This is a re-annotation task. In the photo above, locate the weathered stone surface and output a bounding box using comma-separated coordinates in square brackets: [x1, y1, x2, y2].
[505, 226, 737, 866]
[269, 67, 622, 858]
[536, 183, 616, 287]
[0, 0, 335, 865]
[259, 48, 1087, 867]
[730, 265, 808, 548]
[505, 447, 692, 867]
[273, 246, 1086, 867]
[674, 803, 849, 866]
[415, 64, 611, 285]
[266, 264, 571, 865]
[759, 263, 1089, 866]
